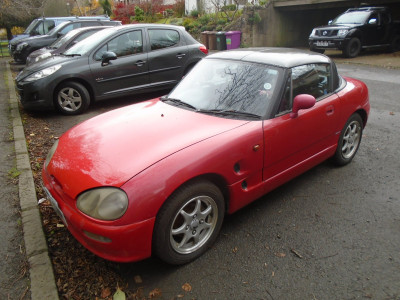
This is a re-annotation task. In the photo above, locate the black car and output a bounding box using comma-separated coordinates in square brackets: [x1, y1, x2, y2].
[10, 19, 121, 63]
[309, 6, 400, 58]
[16, 24, 208, 115]
[26, 26, 111, 66]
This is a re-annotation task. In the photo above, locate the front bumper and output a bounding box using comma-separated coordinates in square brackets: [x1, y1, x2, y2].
[309, 37, 350, 50]
[15, 77, 55, 111]
[42, 168, 154, 263]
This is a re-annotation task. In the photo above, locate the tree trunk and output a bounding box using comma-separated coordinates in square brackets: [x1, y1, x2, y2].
[6, 26, 13, 41]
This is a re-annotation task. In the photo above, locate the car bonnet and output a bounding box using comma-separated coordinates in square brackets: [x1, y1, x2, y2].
[46, 99, 250, 199]
[16, 55, 79, 81]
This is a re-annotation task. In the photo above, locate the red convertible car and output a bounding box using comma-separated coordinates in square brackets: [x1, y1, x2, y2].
[42, 48, 370, 264]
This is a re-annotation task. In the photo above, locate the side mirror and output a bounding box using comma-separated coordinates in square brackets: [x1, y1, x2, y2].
[368, 18, 377, 25]
[328, 20, 332, 25]
[290, 94, 316, 118]
[101, 51, 117, 66]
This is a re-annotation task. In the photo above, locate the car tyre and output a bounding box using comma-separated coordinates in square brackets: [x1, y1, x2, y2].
[343, 37, 361, 58]
[55, 81, 90, 115]
[390, 35, 400, 53]
[153, 180, 225, 265]
[332, 113, 363, 166]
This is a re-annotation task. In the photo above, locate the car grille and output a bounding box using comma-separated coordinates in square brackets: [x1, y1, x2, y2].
[9, 43, 16, 53]
[315, 29, 339, 37]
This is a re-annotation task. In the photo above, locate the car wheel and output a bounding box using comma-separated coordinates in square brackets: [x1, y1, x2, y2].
[55, 82, 90, 115]
[390, 35, 400, 53]
[333, 114, 363, 166]
[153, 180, 225, 265]
[343, 37, 361, 58]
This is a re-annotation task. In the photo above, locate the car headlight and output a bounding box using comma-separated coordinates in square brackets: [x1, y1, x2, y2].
[23, 64, 62, 82]
[77, 188, 128, 221]
[35, 52, 52, 63]
[309, 29, 316, 37]
[338, 29, 348, 37]
[45, 139, 59, 168]
[16, 42, 28, 51]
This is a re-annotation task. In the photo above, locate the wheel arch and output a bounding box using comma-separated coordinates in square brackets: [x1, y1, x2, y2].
[355, 108, 368, 128]
[53, 77, 95, 106]
[163, 173, 231, 215]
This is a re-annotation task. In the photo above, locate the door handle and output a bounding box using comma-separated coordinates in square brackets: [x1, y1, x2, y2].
[325, 105, 334, 116]
[135, 60, 146, 67]
[176, 53, 186, 59]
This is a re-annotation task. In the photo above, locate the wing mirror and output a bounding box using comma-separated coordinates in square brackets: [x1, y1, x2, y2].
[328, 20, 332, 25]
[101, 51, 117, 66]
[368, 18, 377, 25]
[290, 94, 316, 118]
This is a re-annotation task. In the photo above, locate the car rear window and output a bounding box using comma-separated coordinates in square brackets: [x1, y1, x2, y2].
[148, 29, 180, 51]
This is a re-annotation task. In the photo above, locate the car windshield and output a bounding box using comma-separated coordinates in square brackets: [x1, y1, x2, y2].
[50, 29, 78, 49]
[332, 11, 370, 25]
[63, 28, 117, 56]
[167, 59, 283, 119]
[47, 22, 69, 36]
[24, 19, 39, 34]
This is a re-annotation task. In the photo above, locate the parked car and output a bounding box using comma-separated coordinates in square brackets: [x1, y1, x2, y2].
[42, 48, 370, 264]
[10, 19, 121, 63]
[9, 15, 111, 44]
[309, 6, 400, 57]
[26, 26, 111, 66]
[16, 24, 208, 115]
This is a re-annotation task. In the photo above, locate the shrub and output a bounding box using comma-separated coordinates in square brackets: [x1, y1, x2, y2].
[198, 14, 210, 25]
[190, 9, 199, 18]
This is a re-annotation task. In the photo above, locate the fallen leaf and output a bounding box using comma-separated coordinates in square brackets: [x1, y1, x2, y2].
[101, 287, 111, 298]
[291, 248, 303, 259]
[275, 252, 286, 258]
[232, 247, 238, 253]
[134, 275, 142, 284]
[389, 111, 395, 115]
[113, 287, 126, 300]
[56, 224, 65, 228]
[149, 288, 162, 298]
[182, 283, 192, 292]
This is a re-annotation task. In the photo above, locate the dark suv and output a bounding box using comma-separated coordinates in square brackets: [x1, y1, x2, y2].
[309, 6, 400, 57]
[10, 19, 121, 63]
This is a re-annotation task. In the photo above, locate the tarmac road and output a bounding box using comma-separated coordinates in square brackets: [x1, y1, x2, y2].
[2, 57, 400, 299]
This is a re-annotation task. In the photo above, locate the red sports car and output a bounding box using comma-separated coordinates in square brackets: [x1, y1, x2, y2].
[42, 48, 370, 264]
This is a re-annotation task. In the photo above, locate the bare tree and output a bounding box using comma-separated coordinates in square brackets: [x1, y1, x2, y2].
[210, 0, 240, 22]
[0, 0, 47, 39]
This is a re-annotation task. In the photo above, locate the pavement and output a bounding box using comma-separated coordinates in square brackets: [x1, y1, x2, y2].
[1, 58, 59, 300]
[0, 49, 399, 299]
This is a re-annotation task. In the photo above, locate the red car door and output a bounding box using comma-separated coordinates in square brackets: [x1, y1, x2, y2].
[262, 64, 341, 187]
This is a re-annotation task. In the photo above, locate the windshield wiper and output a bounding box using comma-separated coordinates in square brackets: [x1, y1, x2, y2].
[199, 109, 261, 120]
[160, 96, 197, 110]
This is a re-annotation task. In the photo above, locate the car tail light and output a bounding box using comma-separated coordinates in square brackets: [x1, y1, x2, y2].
[199, 45, 208, 55]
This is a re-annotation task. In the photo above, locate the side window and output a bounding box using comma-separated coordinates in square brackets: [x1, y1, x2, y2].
[94, 30, 143, 60]
[292, 64, 331, 100]
[382, 13, 391, 25]
[148, 29, 180, 51]
[35, 20, 55, 35]
[276, 64, 331, 116]
[368, 13, 378, 25]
